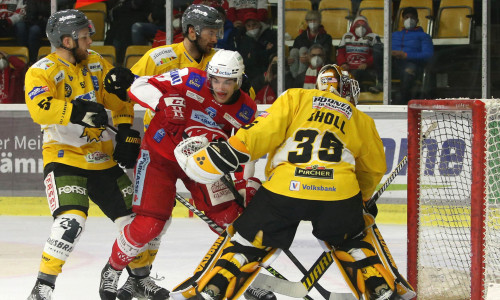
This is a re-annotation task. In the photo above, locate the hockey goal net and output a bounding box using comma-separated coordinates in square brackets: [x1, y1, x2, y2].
[407, 99, 500, 300]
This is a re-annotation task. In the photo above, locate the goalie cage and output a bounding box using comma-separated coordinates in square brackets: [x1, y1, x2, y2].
[407, 99, 500, 300]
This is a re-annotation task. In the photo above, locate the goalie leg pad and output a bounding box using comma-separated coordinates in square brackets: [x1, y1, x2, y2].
[333, 214, 415, 300]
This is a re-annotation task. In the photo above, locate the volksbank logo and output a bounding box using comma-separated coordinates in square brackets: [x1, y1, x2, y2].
[302, 184, 336, 192]
[295, 165, 333, 179]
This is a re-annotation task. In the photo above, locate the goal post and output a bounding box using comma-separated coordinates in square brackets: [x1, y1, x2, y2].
[407, 99, 500, 300]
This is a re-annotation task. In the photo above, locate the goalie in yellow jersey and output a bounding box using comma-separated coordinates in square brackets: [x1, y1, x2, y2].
[172, 64, 416, 300]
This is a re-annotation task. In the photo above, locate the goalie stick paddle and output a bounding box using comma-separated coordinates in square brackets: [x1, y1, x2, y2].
[174, 193, 315, 300]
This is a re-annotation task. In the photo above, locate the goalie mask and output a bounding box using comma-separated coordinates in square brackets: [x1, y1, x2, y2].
[316, 64, 360, 106]
[207, 50, 245, 89]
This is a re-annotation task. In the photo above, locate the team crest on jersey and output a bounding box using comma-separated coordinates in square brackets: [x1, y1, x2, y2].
[186, 90, 204, 103]
[186, 73, 205, 91]
[91, 75, 99, 91]
[64, 83, 72, 98]
[150, 47, 177, 66]
[28, 86, 49, 100]
[312, 96, 353, 119]
[81, 127, 105, 143]
[236, 104, 254, 123]
[54, 71, 65, 85]
[205, 107, 217, 119]
[82, 66, 88, 76]
[294, 165, 333, 179]
[33, 57, 54, 70]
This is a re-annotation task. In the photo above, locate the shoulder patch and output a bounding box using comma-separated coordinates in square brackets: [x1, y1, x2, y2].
[186, 72, 205, 91]
[88, 62, 103, 72]
[149, 47, 178, 66]
[54, 70, 65, 85]
[32, 57, 55, 70]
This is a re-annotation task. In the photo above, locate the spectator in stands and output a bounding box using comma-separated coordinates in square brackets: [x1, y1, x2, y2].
[292, 43, 326, 89]
[0, 49, 26, 103]
[288, 46, 308, 79]
[337, 15, 383, 93]
[214, 5, 237, 50]
[0, 0, 26, 45]
[391, 6, 433, 105]
[236, 11, 277, 86]
[24, 0, 50, 64]
[105, 0, 151, 65]
[227, 0, 268, 29]
[292, 10, 333, 63]
[254, 54, 293, 104]
[130, 0, 166, 45]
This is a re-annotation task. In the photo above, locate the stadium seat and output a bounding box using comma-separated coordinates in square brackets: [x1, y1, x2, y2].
[76, 1, 107, 13]
[319, 0, 352, 42]
[433, 0, 474, 45]
[37, 46, 53, 60]
[358, 0, 386, 37]
[91, 45, 116, 66]
[357, 91, 383, 105]
[0, 46, 29, 63]
[79, 2, 108, 43]
[124, 45, 151, 69]
[394, 0, 433, 34]
[285, 10, 308, 40]
[285, 0, 312, 10]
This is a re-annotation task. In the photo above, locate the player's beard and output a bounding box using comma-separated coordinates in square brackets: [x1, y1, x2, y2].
[74, 47, 88, 63]
[194, 36, 214, 55]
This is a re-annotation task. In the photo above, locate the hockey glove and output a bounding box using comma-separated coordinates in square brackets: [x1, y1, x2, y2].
[234, 177, 262, 207]
[364, 201, 378, 218]
[161, 94, 187, 141]
[113, 124, 141, 169]
[104, 67, 135, 101]
[70, 99, 108, 128]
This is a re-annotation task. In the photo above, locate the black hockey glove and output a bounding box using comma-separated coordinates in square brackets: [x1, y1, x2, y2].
[70, 99, 108, 128]
[113, 124, 141, 169]
[104, 67, 135, 101]
[364, 202, 378, 217]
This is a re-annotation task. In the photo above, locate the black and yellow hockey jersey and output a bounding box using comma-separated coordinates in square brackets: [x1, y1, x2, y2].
[234, 88, 386, 201]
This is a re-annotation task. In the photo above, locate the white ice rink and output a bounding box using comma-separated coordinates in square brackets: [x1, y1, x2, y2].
[0, 216, 407, 300]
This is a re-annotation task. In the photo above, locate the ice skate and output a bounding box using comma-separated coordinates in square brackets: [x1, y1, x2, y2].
[99, 262, 122, 300]
[244, 286, 277, 300]
[133, 275, 170, 300]
[27, 279, 54, 300]
[367, 277, 394, 300]
[117, 276, 135, 300]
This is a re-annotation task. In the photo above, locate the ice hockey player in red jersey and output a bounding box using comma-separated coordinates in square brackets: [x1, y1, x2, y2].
[98, 50, 260, 300]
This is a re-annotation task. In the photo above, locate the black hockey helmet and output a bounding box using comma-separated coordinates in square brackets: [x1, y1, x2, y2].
[46, 9, 95, 48]
[181, 4, 224, 39]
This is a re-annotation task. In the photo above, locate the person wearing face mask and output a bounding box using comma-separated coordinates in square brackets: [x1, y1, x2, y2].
[292, 10, 333, 64]
[0, 49, 26, 103]
[391, 6, 433, 105]
[292, 43, 326, 89]
[337, 15, 383, 93]
[236, 11, 277, 87]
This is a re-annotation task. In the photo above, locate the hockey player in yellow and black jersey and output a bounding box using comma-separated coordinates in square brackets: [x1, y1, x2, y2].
[24, 9, 142, 300]
[173, 65, 415, 300]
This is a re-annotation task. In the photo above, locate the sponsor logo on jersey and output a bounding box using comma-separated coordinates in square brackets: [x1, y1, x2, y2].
[134, 150, 150, 206]
[223, 113, 241, 128]
[44, 171, 59, 214]
[151, 47, 177, 66]
[58, 185, 87, 195]
[84, 151, 110, 163]
[169, 70, 182, 85]
[208, 180, 233, 205]
[186, 90, 204, 103]
[91, 75, 99, 91]
[312, 96, 353, 119]
[290, 180, 300, 191]
[122, 184, 134, 198]
[206, 107, 217, 119]
[33, 58, 54, 70]
[236, 104, 254, 123]
[28, 86, 49, 100]
[68, 75, 73, 81]
[54, 71, 65, 85]
[64, 83, 72, 98]
[58, 150, 64, 157]
[76, 90, 97, 102]
[88, 62, 103, 72]
[186, 73, 205, 91]
[153, 128, 166, 143]
[46, 238, 73, 252]
[301, 184, 336, 191]
[191, 110, 220, 128]
[295, 165, 333, 179]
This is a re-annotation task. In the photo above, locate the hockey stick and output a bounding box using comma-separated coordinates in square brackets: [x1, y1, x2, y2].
[174, 192, 315, 300]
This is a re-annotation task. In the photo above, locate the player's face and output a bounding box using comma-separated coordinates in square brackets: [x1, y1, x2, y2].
[196, 28, 219, 54]
[75, 27, 92, 60]
[210, 76, 237, 104]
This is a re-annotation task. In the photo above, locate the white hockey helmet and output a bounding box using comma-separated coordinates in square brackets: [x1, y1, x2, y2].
[206, 50, 245, 89]
[316, 64, 360, 105]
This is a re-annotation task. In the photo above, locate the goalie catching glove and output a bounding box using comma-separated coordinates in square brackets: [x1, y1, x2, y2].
[174, 136, 251, 184]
